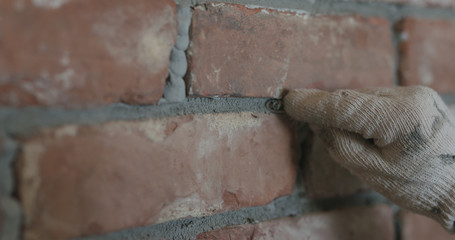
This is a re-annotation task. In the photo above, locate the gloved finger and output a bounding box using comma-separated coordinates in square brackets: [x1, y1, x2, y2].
[311, 125, 391, 178]
[354, 86, 418, 98]
[284, 88, 399, 143]
[354, 86, 455, 124]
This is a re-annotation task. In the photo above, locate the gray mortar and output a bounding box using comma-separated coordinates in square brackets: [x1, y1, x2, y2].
[175, 0, 455, 20]
[0, 138, 21, 240]
[76, 191, 389, 240]
[1, 0, 455, 239]
[2, 95, 454, 137]
[162, 5, 192, 103]
[0, 197, 21, 240]
[392, 205, 403, 240]
[293, 123, 312, 193]
[0, 97, 271, 137]
[0, 138, 18, 195]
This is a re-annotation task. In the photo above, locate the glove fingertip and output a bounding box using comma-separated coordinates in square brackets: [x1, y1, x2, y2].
[283, 89, 327, 121]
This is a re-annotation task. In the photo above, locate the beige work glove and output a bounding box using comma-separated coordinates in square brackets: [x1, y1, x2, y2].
[284, 86, 455, 232]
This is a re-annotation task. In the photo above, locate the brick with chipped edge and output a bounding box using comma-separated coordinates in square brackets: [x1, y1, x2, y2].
[17, 113, 297, 240]
[0, 0, 177, 107]
[188, 3, 394, 98]
[399, 18, 455, 93]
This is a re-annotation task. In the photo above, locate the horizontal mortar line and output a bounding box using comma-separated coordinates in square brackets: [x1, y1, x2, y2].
[76, 190, 390, 240]
[186, 0, 455, 20]
[0, 97, 273, 137]
[2, 92, 455, 136]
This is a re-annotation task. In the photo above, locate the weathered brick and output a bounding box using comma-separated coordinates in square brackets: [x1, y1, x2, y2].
[0, 0, 177, 107]
[399, 18, 455, 93]
[197, 205, 394, 240]
[17, 113, 297, 239]
[401, 211, 455, 240]
[303, 134, 368, 199]
[188, 4, 394, 98]
[197, 225, 255, 240]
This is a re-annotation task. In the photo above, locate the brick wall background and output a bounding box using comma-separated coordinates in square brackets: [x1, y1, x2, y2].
[0, 0, 454, 239]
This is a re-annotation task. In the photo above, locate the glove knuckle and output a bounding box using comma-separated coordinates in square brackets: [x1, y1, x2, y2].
[413, 86, 439, 99]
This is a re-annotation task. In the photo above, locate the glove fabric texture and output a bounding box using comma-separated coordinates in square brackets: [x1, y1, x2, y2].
[284, 86, 455, 232]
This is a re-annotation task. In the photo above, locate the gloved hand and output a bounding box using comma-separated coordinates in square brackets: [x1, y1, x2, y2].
[284, 86, 455, 232]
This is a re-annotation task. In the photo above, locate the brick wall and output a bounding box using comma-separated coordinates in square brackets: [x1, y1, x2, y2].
[0, 0, 454, 239]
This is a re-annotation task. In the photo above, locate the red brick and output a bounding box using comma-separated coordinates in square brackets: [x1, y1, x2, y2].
[197, 205, 395, 240]
[188, 4, 394, 98]
[399, 18, 455, 93]
[197, 225, 255, 240]
[303, 134, 368, 199]
[401, 211, 455, 240]
[17, 113, 297, 239]
[0, 0, 177, 107]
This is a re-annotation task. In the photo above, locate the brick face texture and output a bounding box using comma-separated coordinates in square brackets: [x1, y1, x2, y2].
[3, 0, 455, 239]
[188, 4, 394, 98]
[399, 18, 455, 93]
[0, 0, 177, 107]
[196, 205, 395, 240]
[401, 211, 455, 240]
[17, 113, 297, 240]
